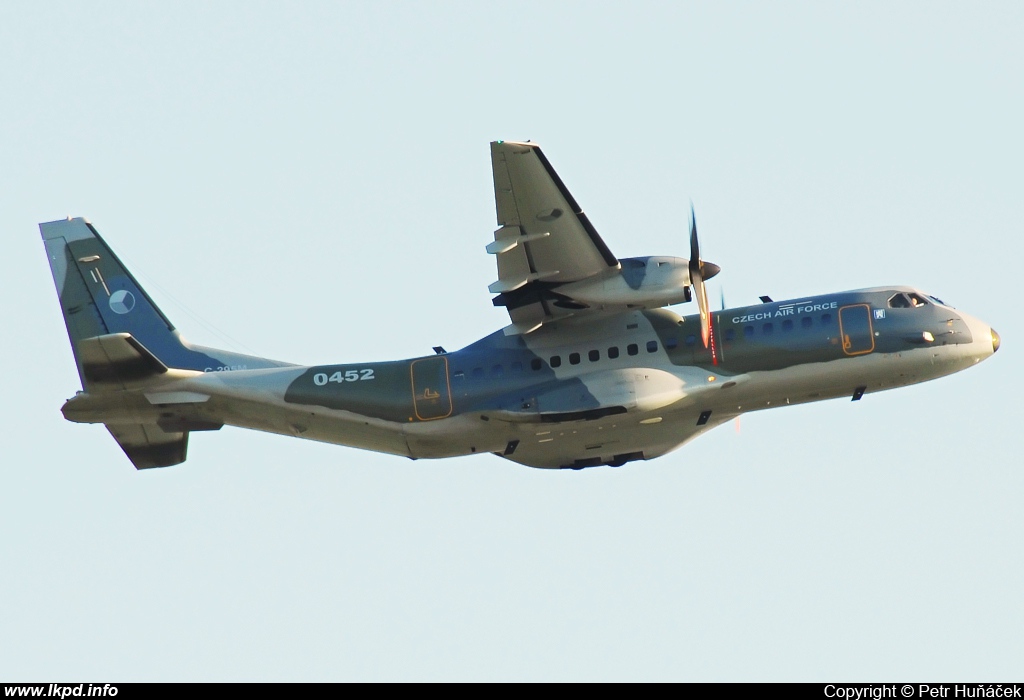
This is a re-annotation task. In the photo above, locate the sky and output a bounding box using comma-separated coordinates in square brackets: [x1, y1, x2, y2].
[1, 1, 1021, 681]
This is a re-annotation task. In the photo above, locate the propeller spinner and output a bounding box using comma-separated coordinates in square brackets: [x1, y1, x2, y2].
[688, 206, 720, 349]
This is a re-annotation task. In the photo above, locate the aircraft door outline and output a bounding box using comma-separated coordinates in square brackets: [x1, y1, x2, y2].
[838, 304, 876, 356]
[410, 356, 453, 420]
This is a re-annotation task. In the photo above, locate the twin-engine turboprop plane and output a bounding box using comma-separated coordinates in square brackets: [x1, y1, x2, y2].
[40, 141, 1000, 470]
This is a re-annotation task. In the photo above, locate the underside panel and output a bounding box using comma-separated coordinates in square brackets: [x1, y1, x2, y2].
[494, 403, 736, 469]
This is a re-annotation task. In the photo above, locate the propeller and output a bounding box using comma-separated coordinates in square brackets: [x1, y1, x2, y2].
[687, 205, 720, 350]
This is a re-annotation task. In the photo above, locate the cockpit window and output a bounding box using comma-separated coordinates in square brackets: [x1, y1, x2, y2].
[889, 293, 929, 309]
[927, 295, 946, 306]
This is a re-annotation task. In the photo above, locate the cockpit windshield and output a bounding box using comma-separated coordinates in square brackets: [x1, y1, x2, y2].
[888, 292, 930, 309]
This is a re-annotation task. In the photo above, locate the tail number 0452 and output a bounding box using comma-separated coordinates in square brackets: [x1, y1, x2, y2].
[313, 369, 375, 386]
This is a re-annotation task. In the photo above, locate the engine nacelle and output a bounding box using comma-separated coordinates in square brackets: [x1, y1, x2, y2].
[558, 256, 692, 309]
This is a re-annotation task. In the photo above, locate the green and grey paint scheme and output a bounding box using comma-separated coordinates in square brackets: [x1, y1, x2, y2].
[40, 142, 1000, 470]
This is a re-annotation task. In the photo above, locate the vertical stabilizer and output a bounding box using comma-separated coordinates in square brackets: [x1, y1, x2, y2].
[42, 217, 178, 383]
[40, 217, 289, 386]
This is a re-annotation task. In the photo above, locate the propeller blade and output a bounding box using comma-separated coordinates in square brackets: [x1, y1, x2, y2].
[688, 204, 711, 348]
[693, 266, 711, 348]
[689, 206, 700, 270]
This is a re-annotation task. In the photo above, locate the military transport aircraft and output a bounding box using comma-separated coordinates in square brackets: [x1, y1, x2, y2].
[40, 140, 1000, 470]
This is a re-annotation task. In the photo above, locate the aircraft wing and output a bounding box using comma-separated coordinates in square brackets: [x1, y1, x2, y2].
[489, 141, 620, 334]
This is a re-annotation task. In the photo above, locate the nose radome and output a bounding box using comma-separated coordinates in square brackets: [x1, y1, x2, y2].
[955, 311, 999, 360]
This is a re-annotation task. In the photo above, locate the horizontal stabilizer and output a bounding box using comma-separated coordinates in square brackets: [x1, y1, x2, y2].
[78, 333, 168, 387]
[106, 423, 188, 469]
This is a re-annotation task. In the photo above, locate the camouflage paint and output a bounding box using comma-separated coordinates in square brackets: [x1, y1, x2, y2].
[645, 291, 974, 374]
[39, 217, 997, 471]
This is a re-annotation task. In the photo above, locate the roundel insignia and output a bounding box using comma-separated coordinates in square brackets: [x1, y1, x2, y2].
[109, 289, 136, 314]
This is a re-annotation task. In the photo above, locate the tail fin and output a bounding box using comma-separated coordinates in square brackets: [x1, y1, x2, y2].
[41, 217, 291, 470]
[40, 217, 287, 386]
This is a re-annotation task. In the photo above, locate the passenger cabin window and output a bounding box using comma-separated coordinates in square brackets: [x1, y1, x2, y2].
[589, 349, 600, 362]
[763, 323, 774, 335]
[665, 337, 678, 349]
[511, 361, 523, 373]
[530, 358, 542, 371]
[608, 346, 620, 359]
[821, 313, 832, 325]
[685, 334, 696, 346]
[491, 364, 503, 377]
[472, 367, 484, 379]
[724, 328, 735, 342]
[782, 319, 793, 332]
[647, 340, 658, 353]
[550, 355, 562, 368]
[801, 316, 813, 329]
[569, 352, 581, 365]
[743, 326, 754, 339]
[627, 343, 639, 356]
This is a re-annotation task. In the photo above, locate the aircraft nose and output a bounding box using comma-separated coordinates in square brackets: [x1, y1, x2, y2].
[954, 311, 999, 361]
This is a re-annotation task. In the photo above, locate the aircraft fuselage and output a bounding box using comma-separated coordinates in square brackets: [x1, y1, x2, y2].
[62, 285, 997, 470]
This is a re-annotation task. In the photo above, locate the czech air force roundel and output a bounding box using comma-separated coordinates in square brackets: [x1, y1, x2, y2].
[109, 289, 136, 314]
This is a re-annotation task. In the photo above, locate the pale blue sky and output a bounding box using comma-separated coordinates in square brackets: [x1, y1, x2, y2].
[1, 1, 1021, 680]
